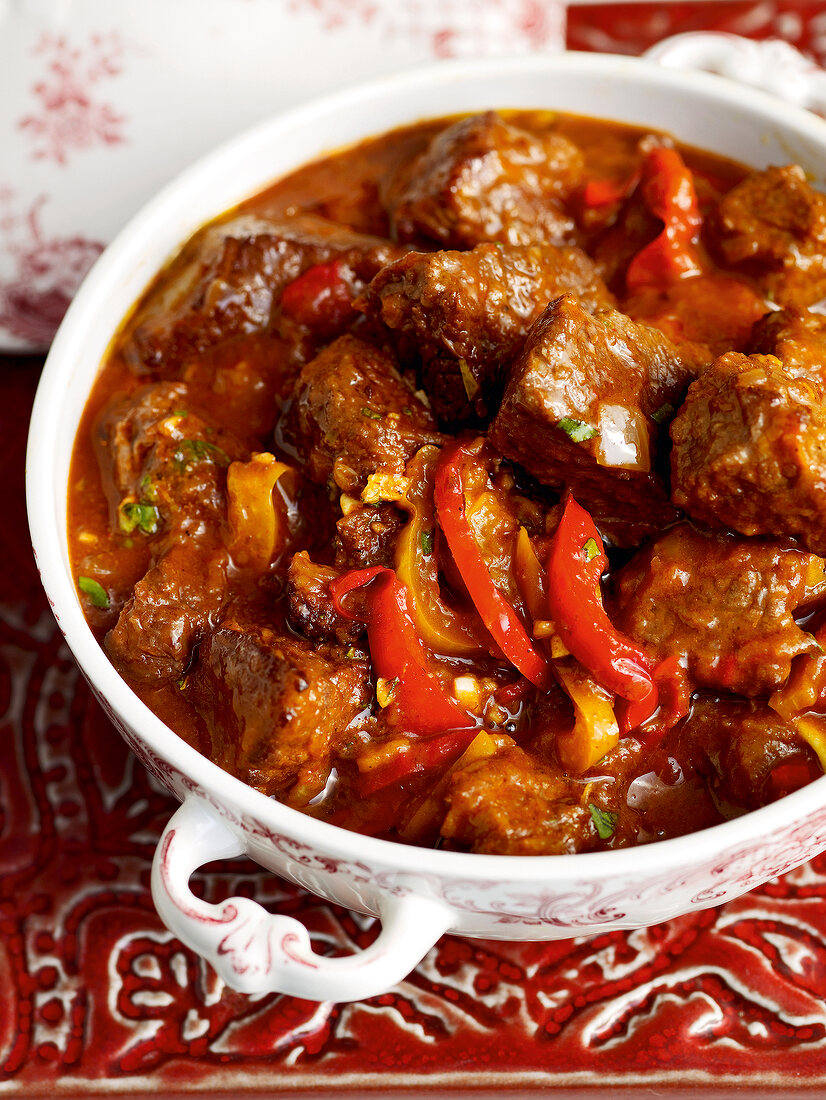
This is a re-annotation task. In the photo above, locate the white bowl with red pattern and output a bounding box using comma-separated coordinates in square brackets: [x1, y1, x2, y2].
[0, 0, 568, 353]
[27, 52, 826, 1003]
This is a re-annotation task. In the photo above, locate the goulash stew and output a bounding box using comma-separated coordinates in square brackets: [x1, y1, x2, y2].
[69, 110, 826, 854]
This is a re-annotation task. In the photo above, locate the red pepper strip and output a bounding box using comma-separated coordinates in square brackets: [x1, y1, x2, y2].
[582, 168, 641, 209]
[329, 566, 474, 736]
[494, 676, 534, 708]
[767, 758, 822, 801]
[546, 494, 654, 703]
[279, 260, 355, 333]
[356, 730, 478, 797]
[617, 656, 690, 742]
[626, 146, 704, 292]
[434, 441, 550, 688]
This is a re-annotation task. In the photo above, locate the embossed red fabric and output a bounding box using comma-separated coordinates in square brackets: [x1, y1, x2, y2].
[7, 4, 826, 1093]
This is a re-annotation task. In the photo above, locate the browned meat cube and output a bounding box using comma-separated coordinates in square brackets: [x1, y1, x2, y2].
[668, 696, 819, 812]
[440, 746, 597, 855]
[750, 306, 826, 394]
[359, 241, 614, 422]
[127, 213, 404, 373]
[96, 381, 248, 538]
[383, 112, 583, 249]
[670, 352, 826, 553]
[97, 382, 250, 683]
[286, 551, 363, 647]
[186, 622, 370, 805]
[106, 541, 230, 683]
[489, 295, 709, 544]
[282, 334, 442, 493]
[335, 502, 407, 570]
[612, 523, 824, 697]
[710, 165, 826, 307]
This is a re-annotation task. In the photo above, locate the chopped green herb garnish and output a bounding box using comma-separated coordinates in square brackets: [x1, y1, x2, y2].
[78, 576, 110, 609]
[361, 406, 382, 420]
[173, 439, 231, 471]
[651, 402, 676, 425]
[558, 417, 598, 443]
[119, 500, 160, 536]
[420, 529, 435, 556]
[139, 474, 158, 502]
[589, 803, 617, 840]
[811, 634, 825, 654]
[582, 537, 599, 562]
[402, 406, 414, 417]
[172, 409, 189, 417]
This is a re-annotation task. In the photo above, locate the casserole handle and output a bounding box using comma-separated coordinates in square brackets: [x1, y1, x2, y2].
[646, 32, 826, 113]
[151, 798, 454, 1002]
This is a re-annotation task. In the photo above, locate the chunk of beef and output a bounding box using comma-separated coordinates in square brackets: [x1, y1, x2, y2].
[710, 165, 826, 307]
[667, 696, 819, 812]
[95, 381, 247, 539]
[612, 523, 824, 697]
[286, 551, 363, 647]
[670, 352, 826, 553]
[384, 111, 583, 249]
[335, 502, 407, 570]
[105, 540, 230, 683]
[750, 307, 826, 394]
[359, 242, 614, 422]
[440, 745, 597, 855]
[97, 382, 249, 683]
[126, 214, 404, 373]
[489, 295, 710, 544]
[186, 622, 370, 805]
[281, 334, 442, 493]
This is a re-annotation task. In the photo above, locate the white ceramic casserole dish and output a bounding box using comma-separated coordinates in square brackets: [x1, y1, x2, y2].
[27, 51, 826, 1004]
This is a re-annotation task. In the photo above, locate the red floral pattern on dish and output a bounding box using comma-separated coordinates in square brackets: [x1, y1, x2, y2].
[17, 32, 129, 165]
[286, 0, 565, 56]
[0, 191, 102, 346]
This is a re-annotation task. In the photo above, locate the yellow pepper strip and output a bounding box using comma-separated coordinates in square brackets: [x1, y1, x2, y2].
[515, 527, 570, 657]
[226, 452, 293, 571]
[394, 446, 482, 657]
[514, 526, 546, 621]
[790, 717, 826, 773]
[554, 659, 620, 774]
[400, 730, 501, 844]
[770, 649, 826, 773]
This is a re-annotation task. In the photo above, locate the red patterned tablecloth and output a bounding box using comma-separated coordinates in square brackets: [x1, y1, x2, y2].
[7, 4, 826, 1095]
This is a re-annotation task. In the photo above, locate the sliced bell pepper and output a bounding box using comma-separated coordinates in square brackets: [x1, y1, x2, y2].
[399, 730, 501, 842]
[553, 660, 620, 773]
[582, 167, 641, 210]
[394, 446, 483, 657]
[626, 146, 704, 292]
[355, 729, 478, 797]
[329, 565, 474, 736]
[546, 494, 654, 703]
[616, 655, 690, 742]
[434, 440, 550, 688]
[767, 757, 823, 800]
[279, 259, 355, 334]
[226, 452, 293, 571]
